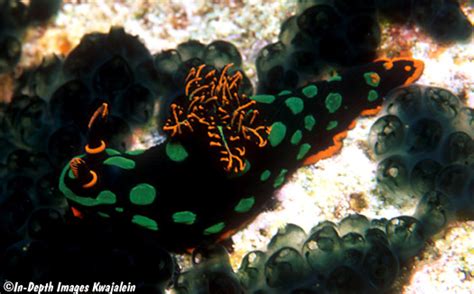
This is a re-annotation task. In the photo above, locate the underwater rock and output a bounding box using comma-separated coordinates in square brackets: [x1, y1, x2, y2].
[378, 0, 473, 43]
[256, 1, 381, 94]
[0, 0, 62, 73]
[171, 216, 429, 293]
[59, 26, 159, 128]
[369, 85, 474, 232]
[256, 0, 472, 94]
[7, 27, 159, 158]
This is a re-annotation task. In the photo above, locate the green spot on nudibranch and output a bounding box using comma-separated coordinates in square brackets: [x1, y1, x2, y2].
[269, 122, 287, 147]
[115, 207, 124, 213]
[251, 94, 275, 104]
[97, 190, 117, 205]
[328, 74, 342, 82]
[59, 165, 117, 207]
[273, 169, 288, 188]
[296, 143, 312, 160]
[105, 148, 121, 156]
[278, 90, 291, 96]
[166, 142, 188, 162]
[260, 170, 271, 181]
[290, 130, 303, 145]
[104, 156, 136, 170]
[304, 115, 316, 131]
[126, 149, 145, 156]
[285, 97, 304, 115]
[130, 183, 156, 205]
[368, 89, 379, 101]
[364, 72, 380, 87]
[326, 120, 338, 130]
[243, 160, 251, 174]
[204, 222, 225, 235]
[325, 93, 342, 113]
[302, 85, 318, 98]
[172, 211, 197, 225]
[234, 196, 256, 213]
[132, 215, 158, 231]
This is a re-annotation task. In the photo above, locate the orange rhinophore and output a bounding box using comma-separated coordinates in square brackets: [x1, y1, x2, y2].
[88, 102, 108, 129]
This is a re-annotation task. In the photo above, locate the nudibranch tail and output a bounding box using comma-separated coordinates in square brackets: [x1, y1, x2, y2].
[59, 58, 424, 252]
[274, 57, 424, 166]
[375, 57, 425, 86]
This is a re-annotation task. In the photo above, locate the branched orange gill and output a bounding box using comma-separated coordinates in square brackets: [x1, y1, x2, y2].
[163, 64, 270, 173]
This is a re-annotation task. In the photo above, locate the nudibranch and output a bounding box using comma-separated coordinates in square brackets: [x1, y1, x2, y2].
[59, 58, 424, 251]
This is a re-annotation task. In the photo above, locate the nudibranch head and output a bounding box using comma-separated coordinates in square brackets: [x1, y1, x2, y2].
[163, 63, 271, 174]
